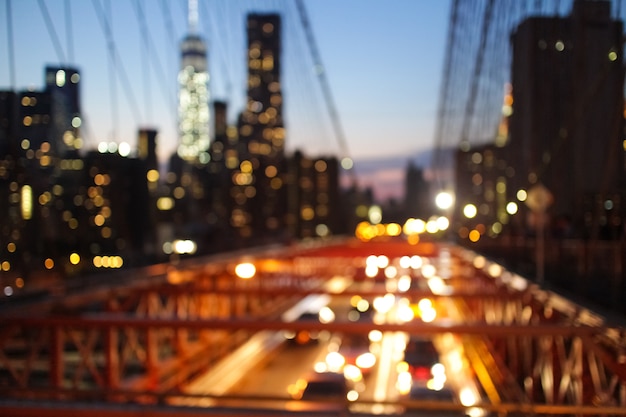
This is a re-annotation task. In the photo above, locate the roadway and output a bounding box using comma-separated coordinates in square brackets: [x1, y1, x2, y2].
[174, 245, 484, 416]
[1, 236, 624, 416]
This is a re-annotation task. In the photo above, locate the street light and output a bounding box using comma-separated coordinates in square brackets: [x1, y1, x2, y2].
[235, 262, 256, 279]
[435, 191, 454, 211]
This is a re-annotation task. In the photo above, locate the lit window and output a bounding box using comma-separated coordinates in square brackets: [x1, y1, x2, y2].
[262, 23, 274, 34]
[56, 70, 66, 87]
[555, 40, 564, 51]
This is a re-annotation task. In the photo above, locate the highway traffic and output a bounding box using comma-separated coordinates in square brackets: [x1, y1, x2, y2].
[178, 243, 485, 415]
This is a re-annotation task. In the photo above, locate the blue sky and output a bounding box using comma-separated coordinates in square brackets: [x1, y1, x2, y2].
[1, 0, 451, 200]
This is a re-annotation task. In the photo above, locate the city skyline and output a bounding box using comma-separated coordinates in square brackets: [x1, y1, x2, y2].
[1, 0, 450, 201]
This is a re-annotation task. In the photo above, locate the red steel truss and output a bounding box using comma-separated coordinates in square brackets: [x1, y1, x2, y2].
[1, 238, 625, 415]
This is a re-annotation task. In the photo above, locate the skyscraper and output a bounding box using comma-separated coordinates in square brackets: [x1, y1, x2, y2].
[44, 66, 82, 157]
[241, 13, 284, 161]
[240, 13, 286, 239]
[508, 0, 624, 237]
[177, 0, 210, 165]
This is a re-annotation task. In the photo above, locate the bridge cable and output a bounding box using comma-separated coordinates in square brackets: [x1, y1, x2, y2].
[157, 0, 183, 144]
[294, 0, 353, 171]
[5, 0, 16, 89]
[132, 0, 180, 128]
[64, 0, 74, 63]
[432, 0, 461, 189]
[133, 0, 152, 124]
[284, 2, 334, 155]
[104, 0, 119, 141]
[459, 0, 495, 148]
[36, 0, 66, 64]
[199, 0, 234, 104]
[91, 0, 143, 133]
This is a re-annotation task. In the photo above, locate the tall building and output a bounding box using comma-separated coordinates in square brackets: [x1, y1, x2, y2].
[241, 13, 284, 161]
[177, 0, 210, 164]
[238, 13, 287, 240]
[508, 0, 624, 238]
[44, 66, 82, 157]
[0, 91, 18, 157]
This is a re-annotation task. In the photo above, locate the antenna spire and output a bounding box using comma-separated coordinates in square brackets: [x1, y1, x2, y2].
[188, 0, 198, 33]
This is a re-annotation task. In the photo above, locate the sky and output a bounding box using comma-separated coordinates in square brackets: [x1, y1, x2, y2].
[1, 0, 451, 201]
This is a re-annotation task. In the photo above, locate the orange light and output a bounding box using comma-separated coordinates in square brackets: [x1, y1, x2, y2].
[468, 230, 481, 242]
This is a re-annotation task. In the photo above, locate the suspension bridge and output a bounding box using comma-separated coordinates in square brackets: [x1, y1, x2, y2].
[2, 0, 626, 415]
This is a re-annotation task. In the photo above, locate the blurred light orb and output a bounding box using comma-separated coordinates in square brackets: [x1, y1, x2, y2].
[235, 262, 256, 279]
[435, 191, 454, 210]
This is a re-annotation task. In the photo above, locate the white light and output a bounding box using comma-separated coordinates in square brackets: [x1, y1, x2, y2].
[435, 191, 454, 210]
[506, 202, 518, 215]
[118, 142, 131, 157]
[108, 142, 118, 153]
[319, 306, 335, 323]
[421, 264, 437, 278]
[436, 216, 449, 231]
[463, 204, 477, 218]
[376, 255, 389, 268]
[365, 265, 378, 278]
[384, 266, 397, 279]
[341, 157, 353, 170]
[399, 256, 411, 269]
[235, 262, 256, 279]
[410, 255, 423, 269]
[373, 294, 395, 314]
[173, 239, 196, 255]
[55, 70, 66, 87]
[356, 352, 376, 369]
[344, 364, 362, 382]
[396, 303, 415, 322]
[421, 307, 437, 322]
[459, 387, 478, 406]
[404, 218, 426, 234]
[368, 205, 383, 225]
[425, 219, 439, 234]
[325, 351, 345, 372]
[397, 275, 411, 292]
[368, 330, 383, 343]
[98, 142, 108, 153]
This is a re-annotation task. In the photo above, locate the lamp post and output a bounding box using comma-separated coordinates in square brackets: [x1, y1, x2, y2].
[525, 184, 553, 285]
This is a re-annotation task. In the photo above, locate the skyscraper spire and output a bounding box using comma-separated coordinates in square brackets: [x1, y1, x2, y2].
[177, 0, 210, 164]
[188, 0, 198, 34]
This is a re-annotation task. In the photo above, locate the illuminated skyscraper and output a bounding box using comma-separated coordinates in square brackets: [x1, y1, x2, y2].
[44, 66, 82, 156]
[241, 13, 284, 160]
[239, 13, 286, 239]
[177, 0, 210, 164]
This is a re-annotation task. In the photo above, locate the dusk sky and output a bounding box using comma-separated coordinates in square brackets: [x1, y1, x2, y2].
[1, 0, 451, 201]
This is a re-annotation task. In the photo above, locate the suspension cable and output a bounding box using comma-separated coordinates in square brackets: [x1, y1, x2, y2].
[91, 0, 143, 132]
[103, 0, 118, 141]
[64, 0, 74, 63]
[460, 0, 495, 146]
[5, 0, 16, 89]
[133, 0, 152, 124]
[294, 0, 352, 166]
[432, 0, 461, 188]
[37, 0, 66, 63]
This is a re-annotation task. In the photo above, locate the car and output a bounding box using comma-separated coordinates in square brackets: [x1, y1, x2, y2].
[403, 337, 440, 382]
[403, 383, 461, 416]
[283, 311, 321, 344]
[289, 371, 360, 403]
[338, 333, 377, 376]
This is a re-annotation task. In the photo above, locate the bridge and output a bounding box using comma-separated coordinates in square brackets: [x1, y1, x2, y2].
[2, 0, 626, 415]
[2, 237, 626, 416]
